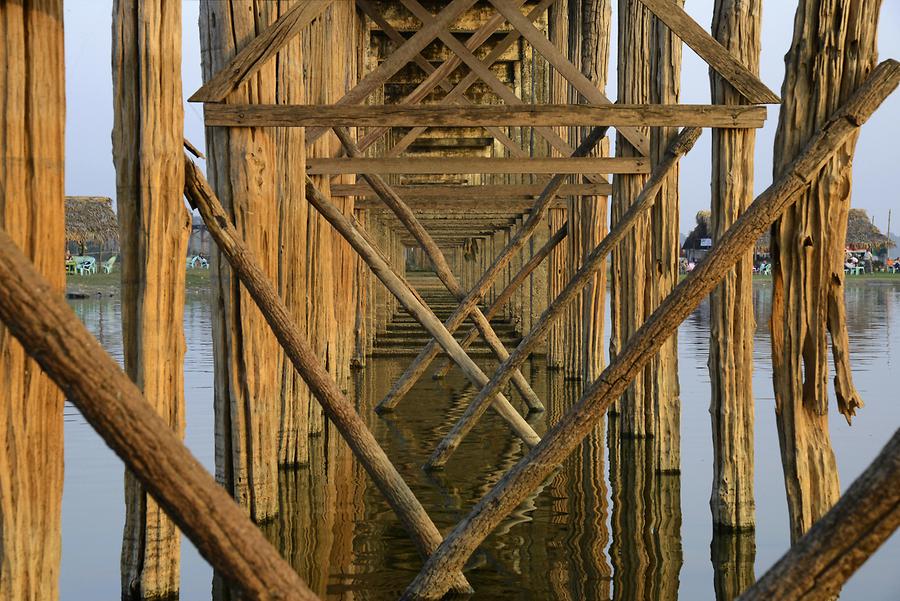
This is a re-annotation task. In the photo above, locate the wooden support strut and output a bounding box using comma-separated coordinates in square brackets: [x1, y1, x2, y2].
[434, 221, 570, 379]
[331, 126, 544, 411]
[400, 60, 900, 601]
[182, 156, 473, 595]
[634, 0, 780, 104]
[426, 127, 702, 469]
[301, 175, 542, 447]
[336, 183, 612, 200]
[735, 427, 900, 601]
[306, 157, 649, 175]
[376, 126, 608, 413]
[0, 228, 318, 601]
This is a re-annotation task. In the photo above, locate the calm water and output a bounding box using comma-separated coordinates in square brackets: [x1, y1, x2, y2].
[62, 281, 899, 599]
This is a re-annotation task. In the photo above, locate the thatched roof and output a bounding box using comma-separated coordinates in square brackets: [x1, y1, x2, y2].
[682, 210, 711, 250]
[756, 208, 894, 252]
[66, 196, 118, 245]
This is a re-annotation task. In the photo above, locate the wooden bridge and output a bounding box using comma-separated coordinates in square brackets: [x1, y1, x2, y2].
[0, 1, 898, 600]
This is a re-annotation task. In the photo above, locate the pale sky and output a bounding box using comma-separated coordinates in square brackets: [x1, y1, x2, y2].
[63, 1, 900, 234]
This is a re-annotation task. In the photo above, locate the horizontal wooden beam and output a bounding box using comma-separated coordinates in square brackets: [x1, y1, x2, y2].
[307, 157, 648, 175]
[204, 103, 767, 128]
[336, 183, 612, 198]
[357, 199, 566, 210]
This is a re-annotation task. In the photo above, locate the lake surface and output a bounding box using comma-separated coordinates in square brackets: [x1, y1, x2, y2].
[61, 280, 899, 599]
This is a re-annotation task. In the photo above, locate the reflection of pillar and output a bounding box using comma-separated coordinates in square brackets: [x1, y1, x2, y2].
[711, 529, 756, 601]
[608, 419, 682, 601]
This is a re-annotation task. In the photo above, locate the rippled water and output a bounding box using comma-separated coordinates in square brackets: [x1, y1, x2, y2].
[61, 281, 899, 599]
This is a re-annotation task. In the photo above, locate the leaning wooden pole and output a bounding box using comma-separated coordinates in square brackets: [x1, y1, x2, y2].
[183, 157, 473, 594]
[331, 126, 544, 411]
[400, 60, 900, 600]
[0, 230, 317, 601]
[301, 176, 540, 447]
[736, 427, 900, 601]
[708, 0, 762, 531]
[376, 127, 607, 412]
[426, 127, 701, 469]
[433, 222, 569, 379]
[112, 1, 191, 597]
[770, 0, 879, 543]
[0, 2, 65, 598]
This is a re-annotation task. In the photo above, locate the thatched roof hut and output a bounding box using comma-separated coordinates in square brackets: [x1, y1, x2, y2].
[682, 210, 711, 250]
[755, 208, 894, 253]
[65, 196, 118, 247]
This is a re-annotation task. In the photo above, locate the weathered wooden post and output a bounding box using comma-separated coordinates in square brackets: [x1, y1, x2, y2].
[708, 0, 762, 530]
[112, 1, 192, 597]
[199, 0, 281, 521]
[770, 0, 879, 542]
[0, 1, 66, 598]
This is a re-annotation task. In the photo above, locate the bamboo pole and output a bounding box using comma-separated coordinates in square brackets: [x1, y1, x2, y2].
[0, 230, 318, 601]
[0, 2, 65, 597]
[708, 0, 761, 530]
[434, 222, 569, 379]
[331, 126, 544, 411]
[736, 427, 899, 601]
[183, 157, 473, 594]
[400, 60, 900, 600]
[426, 127, 701, 469]
[376, 127, 607, 413]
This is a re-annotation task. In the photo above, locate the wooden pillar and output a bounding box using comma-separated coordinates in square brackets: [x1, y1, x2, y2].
[770, 0, 879, 542]
[277, 3, 310, 467]
[568, 0, 611, 383]
[648, 1, 684, 471]
[113, 0, 191, 596]
[610, 0, 651, 433]
[708, 0, 761, 530]
[0, 2, 66, 598]
[200, 0, 281, 521]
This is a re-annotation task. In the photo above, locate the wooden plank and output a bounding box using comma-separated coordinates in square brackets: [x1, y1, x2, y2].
[635, 0, 780, 104]
[305, 0, 480, 145]
[487, 0, 650, 154]
[333, 183, 612, 198]
[307, 157, 648, 175]
[189, 0, 334, 102]
[355, 199, 568, 210]
[205, 103, 767, 128]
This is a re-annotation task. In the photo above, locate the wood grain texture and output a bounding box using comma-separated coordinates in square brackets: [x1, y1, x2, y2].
[189, 0, 333, 102]
[337, 183, 612, 199]
[0, 2, 66, 598]
[205, 103, 767, 128]
[635, 0, 779, 104]
[708, 0, 761, 530]
[770, 0, 881, 543]
[200, 0, 281, 522]
[400, 60, 900, 601]
[112, 0, 191, 597]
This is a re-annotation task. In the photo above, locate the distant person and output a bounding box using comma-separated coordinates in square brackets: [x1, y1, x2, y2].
[687, 261, 696, 272]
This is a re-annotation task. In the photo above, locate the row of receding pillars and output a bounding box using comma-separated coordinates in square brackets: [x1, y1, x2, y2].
[1, 1, 899, 601]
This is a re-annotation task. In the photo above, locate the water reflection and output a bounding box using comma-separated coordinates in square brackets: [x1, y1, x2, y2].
[61, 281, 900, 599]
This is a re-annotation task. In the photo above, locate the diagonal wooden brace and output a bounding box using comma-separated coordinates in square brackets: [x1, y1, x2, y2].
[305, 0, 479, 147]
[376, 126, 608, 413]
[332, 126, 544, 411]
[399, 59, 900, 601]
[433, 221, 569, 379]
[426, 127, 702, 469]
[182, 156, 473, 594]
[302, 175, 541, 447]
